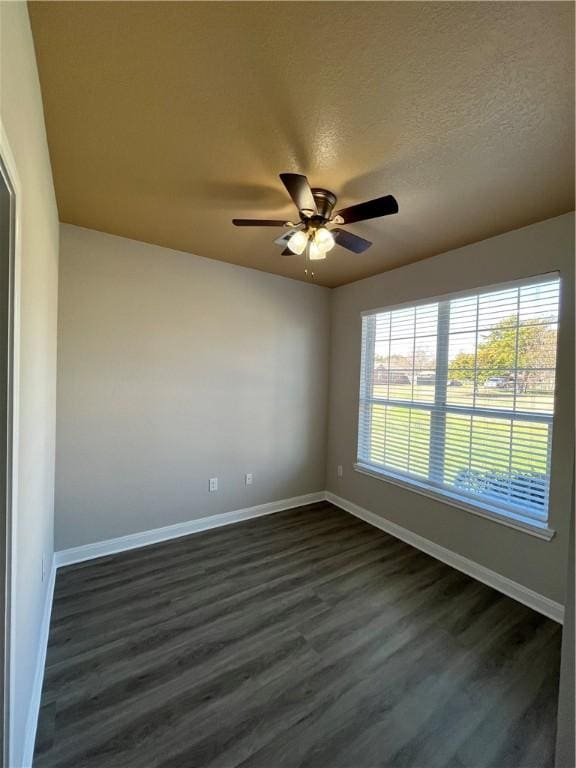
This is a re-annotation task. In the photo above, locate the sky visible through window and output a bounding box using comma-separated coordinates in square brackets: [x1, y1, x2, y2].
[370, 280, 559, 413]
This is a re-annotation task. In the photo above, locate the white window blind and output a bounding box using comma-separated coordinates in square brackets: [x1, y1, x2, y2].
[357, 275, 560, 524]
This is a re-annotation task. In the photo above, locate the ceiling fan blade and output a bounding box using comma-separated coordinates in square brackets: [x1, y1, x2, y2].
[279, 173, 317, 215]
[335, 195, 398, 225]
[232, 219, 288, 227]
[332, 228, 372, 254]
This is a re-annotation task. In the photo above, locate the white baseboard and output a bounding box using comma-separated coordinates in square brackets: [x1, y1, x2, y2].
[20, 489, 564, 766]
[325, 491, 564, 624]
[20, 556, 56, 768]
[54, 488, 566, 621]
[55, 492, 326, 568]
[20, 493, 322, 765]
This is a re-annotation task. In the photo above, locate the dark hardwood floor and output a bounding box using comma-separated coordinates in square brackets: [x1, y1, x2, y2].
[34, 502, 561, 768]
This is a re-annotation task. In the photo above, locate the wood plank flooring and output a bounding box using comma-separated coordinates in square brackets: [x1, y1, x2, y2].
[34, 502, 561, 768]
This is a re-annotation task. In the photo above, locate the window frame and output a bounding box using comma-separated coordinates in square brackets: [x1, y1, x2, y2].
[355, 272, 560, 540]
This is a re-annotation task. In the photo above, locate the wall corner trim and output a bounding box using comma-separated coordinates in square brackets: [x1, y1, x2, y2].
[325, 491, 564, 624]
[21, 557, 56, 768]
[54, 492, 326, 568]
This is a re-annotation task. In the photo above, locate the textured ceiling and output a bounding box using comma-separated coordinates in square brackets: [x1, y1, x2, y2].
[29, 1, 574, 288]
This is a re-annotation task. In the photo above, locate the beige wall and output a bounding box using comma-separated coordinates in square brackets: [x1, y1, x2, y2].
[0, 2, 59, 765]
[326, 213, 574, 604]
[55, 225, 330, 550]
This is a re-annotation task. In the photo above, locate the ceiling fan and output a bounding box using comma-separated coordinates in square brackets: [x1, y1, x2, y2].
[232, 173, 398, 272]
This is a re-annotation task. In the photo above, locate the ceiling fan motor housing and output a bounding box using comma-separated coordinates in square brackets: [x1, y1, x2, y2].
[310, 188, 337, 222]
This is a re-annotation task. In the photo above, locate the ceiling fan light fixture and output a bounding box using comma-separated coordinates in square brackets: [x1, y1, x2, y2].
[287, 229, 308, 255]
[232, 173, 398, 275]
[308, 240, 327, 260]
[315, 227, 335, 252]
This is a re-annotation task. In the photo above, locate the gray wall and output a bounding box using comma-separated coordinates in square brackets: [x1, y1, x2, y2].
[0, 3, 59, 765]
[326, 213, 574, 603]
[56, 225, 330, 550]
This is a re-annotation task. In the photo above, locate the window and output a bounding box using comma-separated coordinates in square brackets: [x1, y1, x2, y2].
[356, 275, 561, 529]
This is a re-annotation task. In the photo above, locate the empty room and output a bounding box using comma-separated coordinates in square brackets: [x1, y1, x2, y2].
[1, 1, 574, 767]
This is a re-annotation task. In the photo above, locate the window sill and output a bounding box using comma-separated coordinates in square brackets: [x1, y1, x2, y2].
[353, 462, 556, 541]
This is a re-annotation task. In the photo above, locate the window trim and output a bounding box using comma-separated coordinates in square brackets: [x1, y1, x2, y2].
[353, 462, 555, 541]
[356, 272, 560, 534]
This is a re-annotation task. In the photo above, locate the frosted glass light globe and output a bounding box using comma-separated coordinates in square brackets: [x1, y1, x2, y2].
[315, 227, 335, 252]
[287, 230, 308, 255]
[309, 241, 327, 260]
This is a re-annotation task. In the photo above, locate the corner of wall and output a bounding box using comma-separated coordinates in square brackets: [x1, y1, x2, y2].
[1, 2, 60, 765]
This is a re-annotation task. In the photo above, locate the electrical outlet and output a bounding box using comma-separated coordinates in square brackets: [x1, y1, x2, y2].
[337, 465, 343, 479]
[245, 473, 253, 486]
[209, 477, 218, 492]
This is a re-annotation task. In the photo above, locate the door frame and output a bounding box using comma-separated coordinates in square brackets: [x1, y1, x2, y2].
[0, 121, 21, 768]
